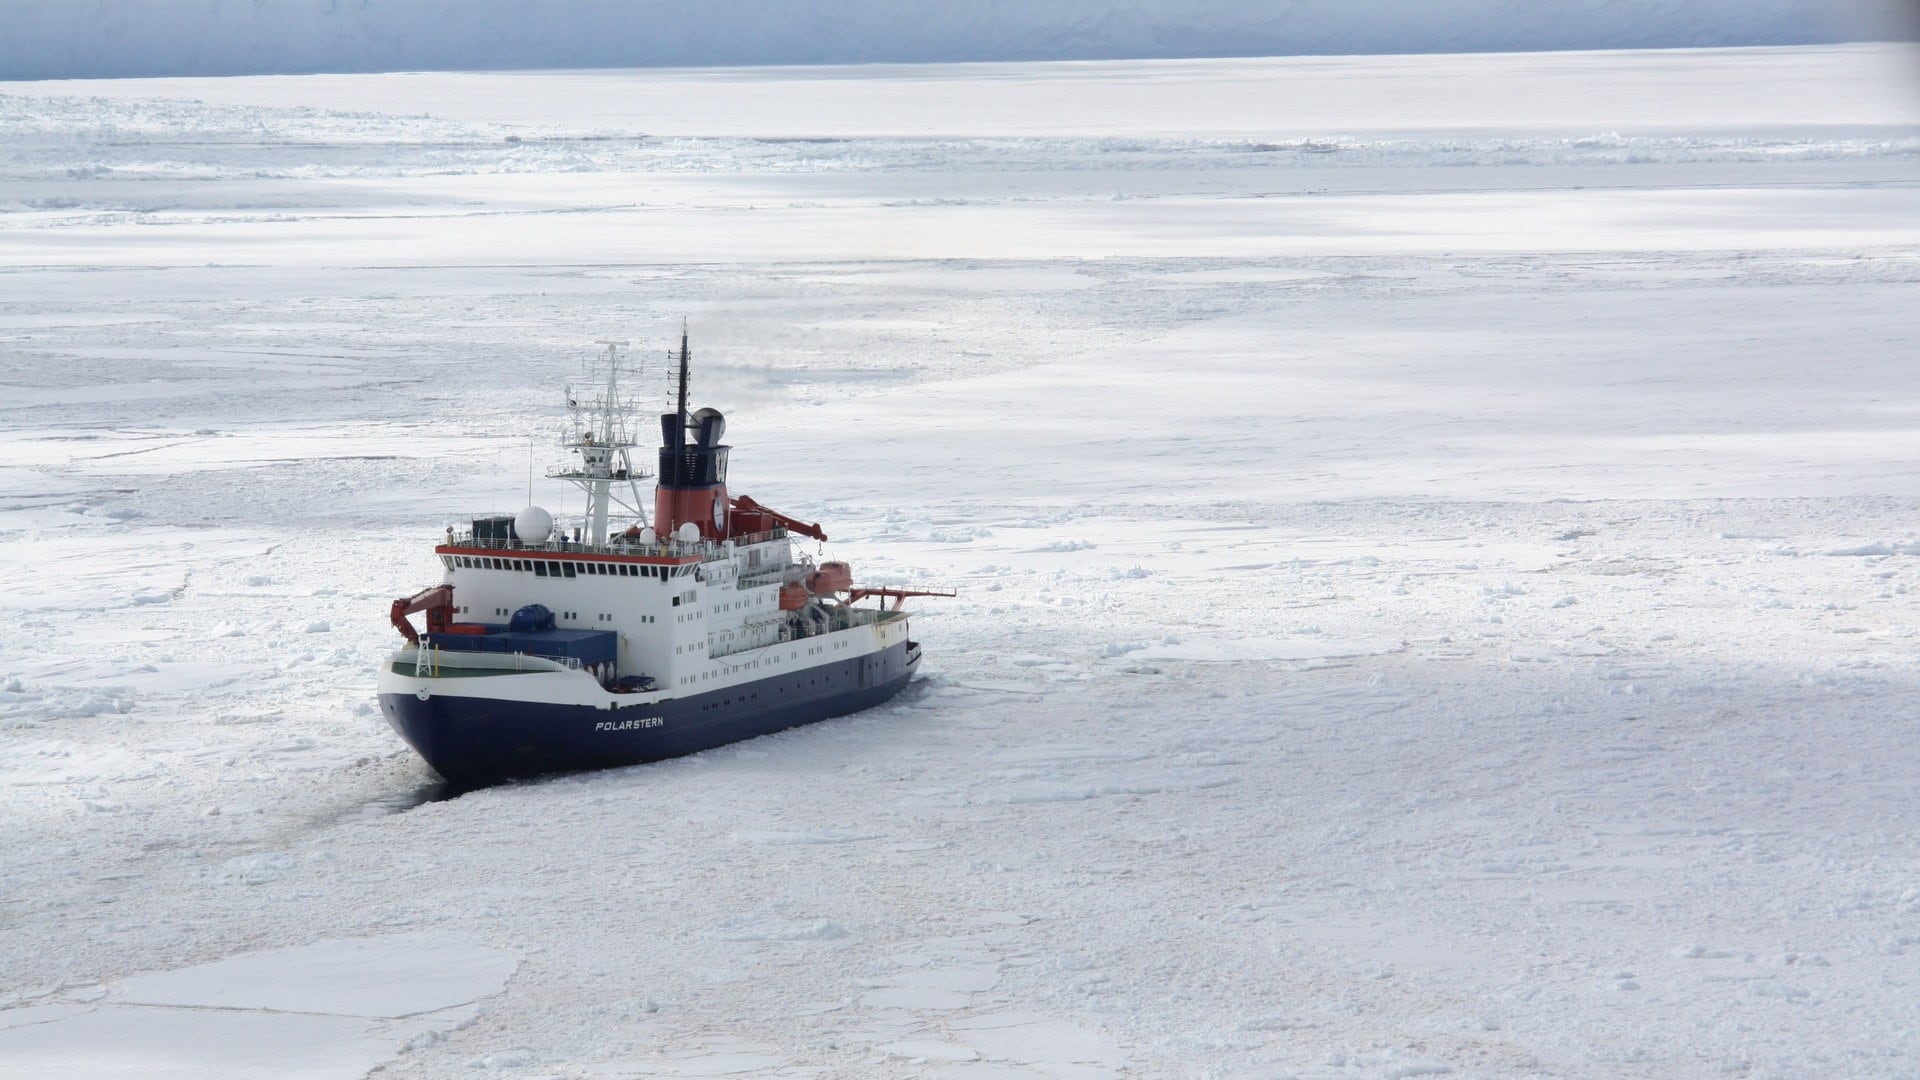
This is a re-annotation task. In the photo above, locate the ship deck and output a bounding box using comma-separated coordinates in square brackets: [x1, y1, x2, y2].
[442, 526, 790, 564]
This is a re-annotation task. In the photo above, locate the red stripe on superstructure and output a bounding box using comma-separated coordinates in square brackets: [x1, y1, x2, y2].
[435, 545, 699, 566]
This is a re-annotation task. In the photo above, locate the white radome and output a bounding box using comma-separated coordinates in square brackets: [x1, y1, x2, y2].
[676, 522, 700, 543]
[514, 505, 553, 542]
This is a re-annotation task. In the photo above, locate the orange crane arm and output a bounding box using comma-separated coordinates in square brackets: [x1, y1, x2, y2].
[389, 584, 455, 644]
[731, 494, 828, 542]
[847, 586, 958, 611]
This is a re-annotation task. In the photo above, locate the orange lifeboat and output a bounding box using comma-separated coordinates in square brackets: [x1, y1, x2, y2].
[806, 561, 854, 595]
[778, 583, 809, 611]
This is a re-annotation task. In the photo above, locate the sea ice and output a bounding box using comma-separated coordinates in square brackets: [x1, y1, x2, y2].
[0, 934, 515, 1078]
[2, 41, 1917, 1080]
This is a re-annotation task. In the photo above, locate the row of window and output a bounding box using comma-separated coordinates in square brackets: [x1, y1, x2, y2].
[701, 691, 764, 712]
[678, 629, 899, 693]
[463, 605, 652, 625]
[693, 670, 846, 710]
[678, 667, 834, 691]
[680, 641, 825, 685]
[448, 555, 692, 580]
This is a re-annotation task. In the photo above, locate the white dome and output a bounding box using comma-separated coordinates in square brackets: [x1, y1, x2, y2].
[513, 505, 553, 542]
[676, 522, 700, 543]
[638, 526, 657, 545]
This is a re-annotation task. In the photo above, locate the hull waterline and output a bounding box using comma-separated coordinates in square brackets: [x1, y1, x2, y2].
[381, 641, 919, 784]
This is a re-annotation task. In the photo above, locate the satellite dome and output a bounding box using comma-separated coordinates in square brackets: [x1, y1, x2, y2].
[690, 407, 726, 446]
[676, 522, 700, 543]
[513, 505, 554, 542]
[638, 527, 657, 545]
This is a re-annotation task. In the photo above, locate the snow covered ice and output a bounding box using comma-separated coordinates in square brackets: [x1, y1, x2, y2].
[4, 42, 1920, 1078]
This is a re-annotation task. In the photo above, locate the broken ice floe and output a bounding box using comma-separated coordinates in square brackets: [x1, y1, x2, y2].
[1132, 636, 1403, 663]
[729, 827, 881, 845]
[702, 914, 850, 942]
[0, 933, 516, 1080]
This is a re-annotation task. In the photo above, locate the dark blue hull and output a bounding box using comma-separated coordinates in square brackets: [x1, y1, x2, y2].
[380, 640, 919, 784]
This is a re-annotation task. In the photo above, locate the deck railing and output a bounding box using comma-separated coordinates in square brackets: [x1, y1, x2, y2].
[735, 567, 796, 591]
[447, 526, 788, 563]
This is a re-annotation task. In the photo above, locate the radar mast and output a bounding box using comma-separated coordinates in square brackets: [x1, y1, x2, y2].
[550, 340, 652, 546]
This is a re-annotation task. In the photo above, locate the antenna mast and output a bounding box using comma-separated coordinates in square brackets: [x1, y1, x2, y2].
[549, 340, 651, 547]
[673, 322, 691, 460]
